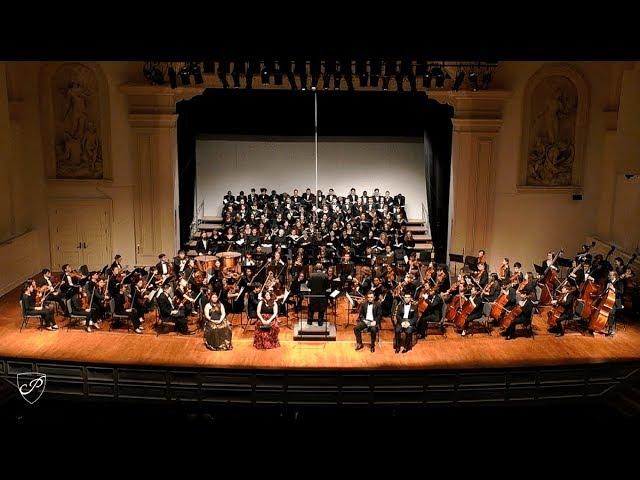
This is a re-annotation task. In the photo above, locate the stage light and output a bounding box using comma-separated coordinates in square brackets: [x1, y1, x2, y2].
[452, 70, 465, 91]
[191, 63, 203, 84]
[179, 64, 191, 86]
[468, 70, 478, 91]
[168, 65, 177, 89]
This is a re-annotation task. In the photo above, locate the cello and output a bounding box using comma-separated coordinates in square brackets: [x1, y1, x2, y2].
[588, 286, 616, 333]
[576, 276, 600, 320]
[453, 295, 477, 330]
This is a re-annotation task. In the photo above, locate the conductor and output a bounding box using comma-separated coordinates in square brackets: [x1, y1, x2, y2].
[307, 263, 329, 326]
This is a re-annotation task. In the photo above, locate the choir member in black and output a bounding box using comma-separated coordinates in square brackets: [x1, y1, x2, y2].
[347, 188, 358, 203]
[394, 293, 417, 353]
[156, 253, 172, 277]
[416, 288, 444, 338]
[173, 250, 188, 276]
[21, 281, 57, 330]
[339, 252, 355, 282]
[69, 285, 96, 332]
[113, 284, 143, 333]
[354, 292, 381, 352]
[548, 284, 577, 336]
[224, 191, 235, 206]
[35, 268, 67, 313]
[307, 264, 329, 326]
[461, 286, 484, 336]
[502, 292, 536, 340]
[156, 284, 192, 334]
[394, 192, 405, 207]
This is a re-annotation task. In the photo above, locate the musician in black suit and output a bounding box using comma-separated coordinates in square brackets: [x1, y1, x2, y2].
[503, 292, 535, 340]
[347, 188, 359, 203]
[605, 271, 624, 336]
[223, 191, 235, 205]
[21, 281, 57, 329]
[394, 293, 417, 353]
[394, 193, 405, 207]
[156, 284, 190, 334]
[111, 255, 123, 271]
[548, 285, 577, 336]
[355, 292, 381, 352]
[173, 250, 188, 276]
[156, 254, 172, 277]
[417, 288, 443, 338]
[35, 268, 67, 313]
[307, 264, 329, 326]
[461, 286, 484, 336]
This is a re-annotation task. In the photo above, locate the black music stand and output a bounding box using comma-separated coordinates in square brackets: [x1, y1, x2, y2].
[449, 253, 464, 277]
[556, 257, 572, 280]
[464, 255, 478, 273]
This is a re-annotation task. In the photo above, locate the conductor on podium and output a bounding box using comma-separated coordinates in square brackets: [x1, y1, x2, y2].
[308, 263, 329, 326]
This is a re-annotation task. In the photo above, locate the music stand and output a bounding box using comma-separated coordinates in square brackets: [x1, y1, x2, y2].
[533, 264, 545, 277]
[449, 253, 464, 277]
[464, 255, 478, 273]
[556, 257, 572, 281]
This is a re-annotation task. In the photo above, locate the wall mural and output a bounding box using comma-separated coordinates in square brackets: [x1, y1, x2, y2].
[52, 64, 104, 179]
[525, 75, 578, 186]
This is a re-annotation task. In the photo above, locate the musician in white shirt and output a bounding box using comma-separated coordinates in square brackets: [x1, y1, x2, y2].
[354, 292, 381, 352]
[394, 293, 417, 353]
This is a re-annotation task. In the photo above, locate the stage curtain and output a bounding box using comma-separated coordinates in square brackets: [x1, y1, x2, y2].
[423, 102, 453, 264]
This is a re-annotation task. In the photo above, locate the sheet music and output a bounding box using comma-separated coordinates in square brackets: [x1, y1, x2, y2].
[330, 290, 340, 299]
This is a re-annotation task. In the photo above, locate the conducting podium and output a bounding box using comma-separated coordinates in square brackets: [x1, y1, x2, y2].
[293, 265, 337, 341]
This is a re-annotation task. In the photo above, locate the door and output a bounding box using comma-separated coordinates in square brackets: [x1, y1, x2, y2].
[49, 199, 112, 272]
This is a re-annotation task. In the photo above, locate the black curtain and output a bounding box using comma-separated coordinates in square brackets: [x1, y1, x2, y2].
[177, 89, 453, 257]
[424, 103, 453, 264]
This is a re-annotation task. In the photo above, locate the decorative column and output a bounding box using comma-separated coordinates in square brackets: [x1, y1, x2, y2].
[120, 85, 204, 265]
[445, 91, 510, 260]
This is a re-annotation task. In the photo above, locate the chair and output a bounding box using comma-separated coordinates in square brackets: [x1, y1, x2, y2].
[66, 299, 87, 330]
[155, 305, 176, 336]
[108, 299, 131, 332]
[19, 300, 43, 332]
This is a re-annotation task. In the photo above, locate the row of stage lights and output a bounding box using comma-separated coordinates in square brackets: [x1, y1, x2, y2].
[143, 60, 496, 92]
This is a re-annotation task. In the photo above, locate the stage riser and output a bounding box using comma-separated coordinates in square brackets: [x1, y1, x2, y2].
[2, 358, 638, 407]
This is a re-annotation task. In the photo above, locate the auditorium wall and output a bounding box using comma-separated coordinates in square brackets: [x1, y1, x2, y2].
[0, 59, 638, 293]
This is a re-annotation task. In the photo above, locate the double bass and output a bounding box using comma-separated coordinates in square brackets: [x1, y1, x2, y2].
[538, 249, 564, 306]
[576, 276, 600, 320]
[588, 286, 616, 333]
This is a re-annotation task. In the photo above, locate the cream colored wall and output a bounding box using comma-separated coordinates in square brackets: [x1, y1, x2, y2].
[485, 61, 637, 273]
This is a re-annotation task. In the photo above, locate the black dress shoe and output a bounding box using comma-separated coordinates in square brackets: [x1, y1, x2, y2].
[394, 348, 400, 354]
[416, 333, 425, 339]
[355, 344, 364, 351]
[317, 322, 324, 327]
[370, 345, 375, 352]
[307, 321, 312, 326]
[505, 335, 513, 340]
[555, 331, 564, 337]
[401, 348, 409, 353]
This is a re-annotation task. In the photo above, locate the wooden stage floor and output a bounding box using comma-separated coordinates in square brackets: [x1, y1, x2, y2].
[1, 289, 639, 371]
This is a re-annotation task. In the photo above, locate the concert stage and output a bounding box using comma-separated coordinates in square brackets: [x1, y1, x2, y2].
[1, 288, 640, 410]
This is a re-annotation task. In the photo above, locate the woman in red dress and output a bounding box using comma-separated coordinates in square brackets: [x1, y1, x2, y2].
[254, 291, 280, 349]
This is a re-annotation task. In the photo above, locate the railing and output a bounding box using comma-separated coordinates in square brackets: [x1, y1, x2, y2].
[421, 203, 431, 238]
[190, 201, 205, 238]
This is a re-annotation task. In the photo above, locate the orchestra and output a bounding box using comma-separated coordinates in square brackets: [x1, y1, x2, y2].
[16, 186, 637, 354]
